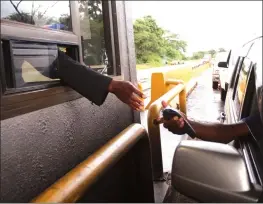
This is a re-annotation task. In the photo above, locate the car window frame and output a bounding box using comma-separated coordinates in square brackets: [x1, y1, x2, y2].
[232, 57, 244, 99]
[233, 57, 253, 118]
[240, 64, 256, 119]
[231, 41, 255, 99]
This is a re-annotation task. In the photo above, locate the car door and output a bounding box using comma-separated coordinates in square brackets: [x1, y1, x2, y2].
[236, 37, 263, 198]
[224, 41, 255, 124]
[221, 37, 263, 202]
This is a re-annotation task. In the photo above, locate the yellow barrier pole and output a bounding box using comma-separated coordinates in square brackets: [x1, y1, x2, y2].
[145, 73, 166, 109]
[179, 88, 186, 114]
[165, 79, 184, 86]
[147, 104, 163, 180]
[151, 73, 166, 103]
[31, 124, 150, 203]
[147, 84, 185, 180]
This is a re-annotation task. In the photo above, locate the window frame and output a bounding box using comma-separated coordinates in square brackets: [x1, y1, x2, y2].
[232, 57, 253, 119]
[240, 65, 256, 119]
[1, 0, 122, 120]
[1, 39, 80, 95]
[231, 41, 254, 99]
[231, 57, 244, 99]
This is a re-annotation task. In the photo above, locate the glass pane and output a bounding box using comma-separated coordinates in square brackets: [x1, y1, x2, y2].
[235, 58, 251, 116]
[11, 41, 60, 88]
[78, 0, 111, 74]
[1, 1, 72, 31]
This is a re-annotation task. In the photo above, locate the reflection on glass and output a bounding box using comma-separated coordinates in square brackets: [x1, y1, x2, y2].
[11, 41, 59, 88]
[235, 58, 251, 116]
[1, 1, 72, 31]
[78, 0, 109, 73]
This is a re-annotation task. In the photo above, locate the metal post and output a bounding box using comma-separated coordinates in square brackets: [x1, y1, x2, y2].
[179, 87, 187, 115]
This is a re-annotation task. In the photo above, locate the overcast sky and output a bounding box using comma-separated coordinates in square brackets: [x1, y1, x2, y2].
[130, 1, 262, 56]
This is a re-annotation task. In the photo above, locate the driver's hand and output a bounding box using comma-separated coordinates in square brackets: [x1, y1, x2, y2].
[155, 101, 187, 135]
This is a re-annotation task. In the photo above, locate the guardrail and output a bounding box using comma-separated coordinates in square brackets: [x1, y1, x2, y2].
[143, 62, 210, 108]
[31, 124, 154, 203]
[146, 82, 186, 180]
[141, 61, 210, 180]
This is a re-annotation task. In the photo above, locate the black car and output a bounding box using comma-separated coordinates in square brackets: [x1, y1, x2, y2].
[222, 36, 263, 200]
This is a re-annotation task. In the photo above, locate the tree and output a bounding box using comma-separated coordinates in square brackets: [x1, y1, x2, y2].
[133, 16, 165, 63]
[163, 31, 187, 60]
[5, 0, 67, 28]
[79, 0, 102, 20]
[208, 49, 216, 58]
[133, 15, 187, 65]
[5, 0, 35, 24]
[191, 51, 205, 60]
[5, 12, 35, 24]
[78, 0, 108, 66]
[218, 48, 226, 52]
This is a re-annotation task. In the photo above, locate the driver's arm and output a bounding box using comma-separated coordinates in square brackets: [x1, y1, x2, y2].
[160, 101, 252, 143]
[162, 114, 257, 144]
[187, 119, 249, 143]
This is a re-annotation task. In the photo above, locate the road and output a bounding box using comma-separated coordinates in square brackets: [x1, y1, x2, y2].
[187, 68, 224, 123]
[137, 61, 197, 80]
[138, 67, 224, 172]
[137, 61, 199, 99]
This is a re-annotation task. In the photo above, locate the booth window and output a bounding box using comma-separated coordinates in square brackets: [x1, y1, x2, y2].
[0, 1, 72, 31]
[78, 0, 116, 76]
[0, 1, 119, 119]
[1, 39, 78, 94]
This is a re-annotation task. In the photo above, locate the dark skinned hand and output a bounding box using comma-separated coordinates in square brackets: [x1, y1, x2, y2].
[156, 101, 188, 135]
[108, 79, 146, 111]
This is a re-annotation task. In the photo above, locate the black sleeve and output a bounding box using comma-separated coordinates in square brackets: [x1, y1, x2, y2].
[56, 50, 113, 106]
[242, 114, 263, 141]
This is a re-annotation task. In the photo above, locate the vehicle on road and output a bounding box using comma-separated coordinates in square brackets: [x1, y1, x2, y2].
[212, 51, 229, 90]
[200, 54, 211, 64]
[170, 60, 184, 65]
[217, 49, 239, 101]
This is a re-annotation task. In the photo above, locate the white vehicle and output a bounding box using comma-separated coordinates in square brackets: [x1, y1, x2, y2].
[200, 54, 211, 64]
[212, 52, 229, 90]
[217, 49, 238, 101]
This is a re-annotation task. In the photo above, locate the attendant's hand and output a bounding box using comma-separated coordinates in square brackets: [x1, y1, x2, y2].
[108, 79, 146, 111]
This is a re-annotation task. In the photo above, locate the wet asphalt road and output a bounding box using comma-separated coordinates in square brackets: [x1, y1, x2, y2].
[139, 67, 225, 172]
[186, 68, 225, 123]
[163, 68, 225, 172]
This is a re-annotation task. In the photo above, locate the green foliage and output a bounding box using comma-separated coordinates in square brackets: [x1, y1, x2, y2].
[146, 53, 163, 67]
[5, 0, 70, 30]
[218, 48, 226, 52]
[78, 0, 107, 66]
[191, 51, 205, 60]
[208, 49, 216, 58]
[191, 49, 219, 60]
[5, 12, 35, 24]
[133, 16, 187, 66]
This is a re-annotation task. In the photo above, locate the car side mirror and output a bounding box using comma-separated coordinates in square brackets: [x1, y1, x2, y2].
[167, 140, 263, 202]
[218, 61, 228, 68]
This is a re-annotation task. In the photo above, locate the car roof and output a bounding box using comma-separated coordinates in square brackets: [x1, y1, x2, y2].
[238, 36, 263, 57]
